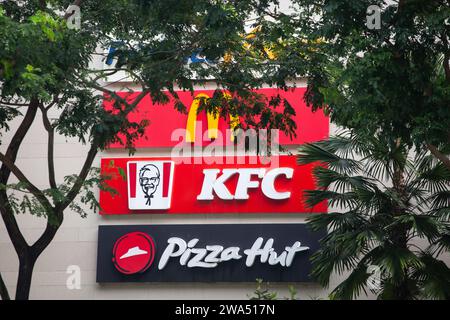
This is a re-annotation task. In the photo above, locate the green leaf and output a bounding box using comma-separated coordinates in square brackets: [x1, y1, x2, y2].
[117, 167, 127, 181]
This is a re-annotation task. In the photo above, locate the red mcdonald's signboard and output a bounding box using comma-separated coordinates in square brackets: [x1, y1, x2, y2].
[103, 87, 329, 148]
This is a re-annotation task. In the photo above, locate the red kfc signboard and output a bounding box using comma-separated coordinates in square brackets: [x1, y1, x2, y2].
[99, 156, 326, 215]
[103, 87, 328, 148]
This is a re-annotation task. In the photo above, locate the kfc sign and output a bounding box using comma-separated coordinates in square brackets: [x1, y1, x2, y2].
[97, 224, 324, 282]
[100, 156, 327, 214]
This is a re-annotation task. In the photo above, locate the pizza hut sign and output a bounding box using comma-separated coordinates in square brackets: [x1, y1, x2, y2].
[96, 224, 324, 283]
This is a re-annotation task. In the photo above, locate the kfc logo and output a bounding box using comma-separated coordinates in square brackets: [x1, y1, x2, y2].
[127, 161, 175, 210]
[112, 232, 156, 274]
[139, 164, 161, 206]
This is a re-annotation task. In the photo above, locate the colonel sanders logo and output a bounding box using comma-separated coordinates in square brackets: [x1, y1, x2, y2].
[127, 161, 174, 210]
[139, 164, 160, 206]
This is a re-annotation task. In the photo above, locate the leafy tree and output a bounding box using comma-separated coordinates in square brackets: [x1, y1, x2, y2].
[0, 0, 298, 300]
[298, 132, 450, 300]
[270, 0, 450, 168]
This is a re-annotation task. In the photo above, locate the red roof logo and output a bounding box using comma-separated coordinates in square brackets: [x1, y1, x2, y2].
[112, 232, 155, 274]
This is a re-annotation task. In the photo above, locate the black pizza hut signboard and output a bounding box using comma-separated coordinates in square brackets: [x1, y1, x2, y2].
[96, 224, 324, 283]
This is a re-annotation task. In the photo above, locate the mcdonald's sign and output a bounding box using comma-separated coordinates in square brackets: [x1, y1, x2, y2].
[103, 87, 328, 148]
[186, 93, 239, 143]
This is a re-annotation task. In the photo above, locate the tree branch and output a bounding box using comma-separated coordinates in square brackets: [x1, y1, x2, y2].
[0, 99, 39, 254]
[38, 105, 57, 189]
[30, 210, 63, 258]
[0, 153, 54, 213]
[443, 53, 450, 84]
[0, 100, 29, 107]
[427, 143, 450, 170]
[440, 32, 450, 84]
[32, 87, 150, 255]
[29, 143, 97, 256]
[0, 271, 10, 300]
[56, 84, 149, 210]
[45, 96, 59, 111]
[89, 82, 150, 111]
[58, 143, 98, 212]
[0, 99, 39, 184]
[63, 0, 83, 20]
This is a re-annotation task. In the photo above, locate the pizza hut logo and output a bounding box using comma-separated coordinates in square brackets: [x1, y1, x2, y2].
[127, 161, 175, 210]
[112, 232, 156, 274]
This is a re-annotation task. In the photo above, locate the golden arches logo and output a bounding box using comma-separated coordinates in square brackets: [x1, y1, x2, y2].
[186, 93, 239, 143]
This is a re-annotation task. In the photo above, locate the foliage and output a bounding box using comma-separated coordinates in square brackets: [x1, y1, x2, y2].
[270, 0, 450, 167]
[248, 279, 301, 300]
[248, 279, 279, 300]
[298, 131, 450, 300]
[248, 279, 322, 300]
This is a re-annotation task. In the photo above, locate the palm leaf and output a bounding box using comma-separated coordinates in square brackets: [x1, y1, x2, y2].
[313, 166, 376, 193]
[411, 253, 450, 300]
[304, 190, 359, 209]
[373, 246, 425, 282]
[412, 162, 450, 193]
[316, 131, 369, 159]
[307, 211, 367, 232]
[391, 214, 441, 242]
[429, 191, 450, 209]
[329, 262, 370, 300]
[298, 143, 361, 175]
[428, 233, 450, 257]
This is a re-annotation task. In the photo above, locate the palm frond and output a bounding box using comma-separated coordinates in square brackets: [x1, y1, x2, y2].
[329, 262, 370, 300]
[298, 143, 361, 175]
[392, 214, 441, 242]
[412, 161, 450, 193]
[429, 191, 450, 209]
[313, 166, 376, 193]
[430, 207, 450, 221]
[411, 253, 450, 300]
[363, 156, 392, 182]
[311, 226, 379, 287]
[373, 246, 425, 282]
[316, 131, 369, 159]
[304, 190, 359, 209]
[428, 233, 450, 257]
[310, 238, 363, 287]
[307, 211, 367, 232]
